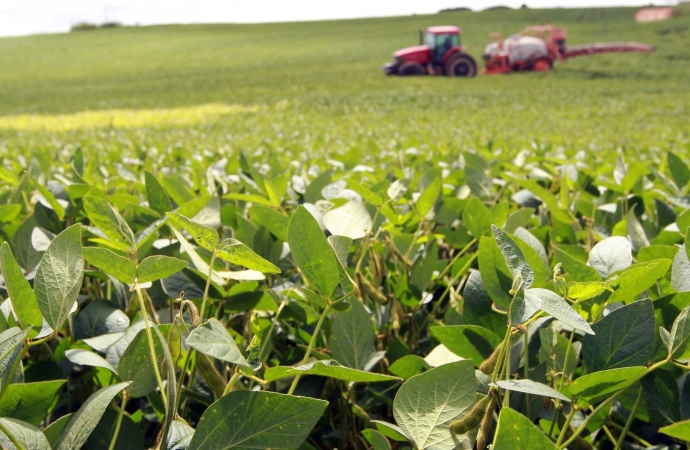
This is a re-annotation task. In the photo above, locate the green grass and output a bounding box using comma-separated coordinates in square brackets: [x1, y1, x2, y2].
[0, 6, 688, 153]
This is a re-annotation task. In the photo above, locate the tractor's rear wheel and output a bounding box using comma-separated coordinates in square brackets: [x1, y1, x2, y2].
[398, 62, 426, 76]
[444, 54, 477, 78]
[531, 57, 553, 72]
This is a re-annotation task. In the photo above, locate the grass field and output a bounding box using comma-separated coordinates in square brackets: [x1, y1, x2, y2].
[0, 6, 689, 154]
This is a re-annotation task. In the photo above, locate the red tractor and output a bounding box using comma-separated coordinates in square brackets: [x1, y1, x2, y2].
[383, 26, 478, 77]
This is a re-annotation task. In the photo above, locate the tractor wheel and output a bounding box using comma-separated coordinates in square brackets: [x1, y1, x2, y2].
[531, 57, 553, 72]
[398, 62, 426, 76]
[444, 53, 477, 78]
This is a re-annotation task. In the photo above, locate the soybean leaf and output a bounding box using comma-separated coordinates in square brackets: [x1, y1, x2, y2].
[65, 348, 117, 374]
[588, 236, 632, 279]
[641, 370, 681, 422]
[462, 270, 508, 336]
[288, 205, 340, 298]
[328, 235, 352, 269]
[166, 212, 219, 251]
[492, 225, 534, 289]
[216, 239, 280, 274]
[668, 151, 690, 190]
[519, 179, 571, 224]
[167, 419, 195, 450]
[416, 177, 442, 216]
[31, 177, 65, 220]
[524, 288, 594, 335]
[626, 210, 650, 251]
[672, 245, 690, 293]
[170, 228, 224, 285]
[118, 328, 165, 397]
[264, 360, 400, 383]
[54, 382, 131, 450]
[323, 201, 373, 240]
[462, 198, 492, 238]
[566, 281, 613, 301]
[570, 366, 647, 405]
[0, 380, 65, 426]
[34, 224, 84, 331]
[554, 247, 600, 282]
[0, 327, 30, 380]
[430, 325, 502, 367]
[393, 360, 476, 450]
[388, 355, 430, 381]
[515, 227, 549, 274]
[510, 287, 539, 326]
[371, 421, 409, 442]
[493, 407, 558, 450]
[582, 299, 654, 372]
[0, 243, 43, 338]
[145, 171, 173, 215]
[347, 179, 383, 206]
[330, 299, 379, 370]
[362, 429, 391, 450]
[0, 418, 51, 450]
[660, 420, 690, 441]
[186, 318, 249, 366]
[188, 391, 327, 450]
[494, 379, 570, 402]
[82, 247, 136, 284]
[607, 259, 672, 303]
[84, 196, 135, 246]
[669, 305, 690, 359]
[137, 255, 188, 283]
[73, 299, 129, 340]
[249, 205, 289, 241]
[477, 236, 513, 309]
[387, 180, 408, 203]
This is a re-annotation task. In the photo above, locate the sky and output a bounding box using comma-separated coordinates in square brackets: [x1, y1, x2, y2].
[0, 0, 671, 38]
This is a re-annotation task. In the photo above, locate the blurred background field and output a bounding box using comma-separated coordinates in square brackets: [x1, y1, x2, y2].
[0, 6, 688, 155]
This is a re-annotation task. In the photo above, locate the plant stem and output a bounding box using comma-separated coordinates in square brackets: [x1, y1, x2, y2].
[555, 406, 576, 446]
[613, 386, 642, 450]
[108, 393, 128, 450]
[492, 326, 512, 384]
[558, 329, 576, 393]
[288, 305, 332, 395]
[0, 419, 26, 450]
[260, 300, 287, 360]
[175, 349, 192, 414]
[524, 330, 530, 419]
[199, 249, 218, 321]
[134, 284, 167, 411]
[558, 359, 667, 449]
[608, 421, 652, 447]
[223, 370, 241, 396]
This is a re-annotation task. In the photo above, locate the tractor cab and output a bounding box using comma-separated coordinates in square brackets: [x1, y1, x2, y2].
[383, 26, 477, 77]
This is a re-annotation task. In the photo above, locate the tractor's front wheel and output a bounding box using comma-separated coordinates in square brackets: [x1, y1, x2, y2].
[444, 54, 477, 78]
[398, 62, 426, 76]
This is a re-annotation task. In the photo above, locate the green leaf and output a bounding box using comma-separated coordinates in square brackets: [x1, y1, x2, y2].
[65, 348, 117, 374]
[492, 225, 534, 289]
[583, 299, 654, 372]
[0, 243, 43, 338]
[328, 235, 352, 269]
[0, 327, 30, 380]
[264, 360, 401, 383]
[566, 281, 613, 301]
[672, 244, 690, 293]
[668, 151, 690, 190]
[82, 247, 136, 284]
[519, 179, 571, 224]
[118, 328, 165, 397]
[416, 177, 442, 216]
[362, 429, 391, 450]
[493, 407, 558, 449]
[430, 325, 502, 367]
[167, 419, 195, 450]
[462, 271, 508, 336]
[216, 238, 280, 273]
[588, 236, 632, 279]
[524, 288, 594, 335]
[166, 212, 219, 251]
[34, 224, 84, 331]
[0, 380, 65, 426]
[462, 197, 492, 238]
[641, 370, 680, 422]
[43, 415, 71, 449]
[553, 247, 600, 282]
[186, 318, 249, 366]
[287, 205, 340, 298]
[668, 304, 690, 359]
[570, 366, 646, 405]
[188, 391, 327, 450]
[660, 419, 690, 441]
[323, 201, 373, 240]
[73, 299, 129, 340]
[83, 196, 135, 246]
[137, 255, 188, 283]
[477, 236, 513, 309]
[347, 179, 383, 206]
[387, 179, 408, 203]
[371, 421, 409, 442]
[494, 379, 570, 402]
[388, 355, 430, 381]
[249, 205, 289, 241]
[393, 360, 476, 450]
[0, 418, 51, 450]
[86, 409, 144, 450]
[330, 298, 380, 370]
[145, 171, 173, 215]
[55, 382, 131, 450]
[607, 259, 672, 303]
[31, 177, 65, 220]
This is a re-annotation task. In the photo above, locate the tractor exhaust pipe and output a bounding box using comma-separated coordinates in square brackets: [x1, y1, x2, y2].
[419, 29, 423, 45]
